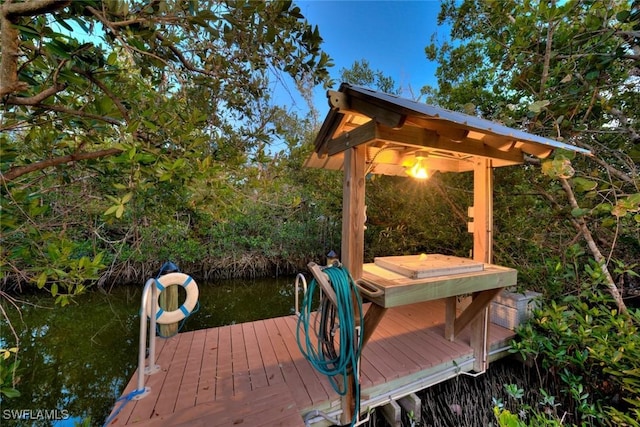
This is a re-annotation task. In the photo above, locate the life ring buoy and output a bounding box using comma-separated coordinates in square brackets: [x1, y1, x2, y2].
[145, 272, 199, 324]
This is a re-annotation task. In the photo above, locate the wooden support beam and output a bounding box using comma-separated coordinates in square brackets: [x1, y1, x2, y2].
[326, 119, 376, 156]
[381, 399, 401, 427]
[451, 288, 503, 340]
[516, 141, 554, 158]
[327, 90, 406, 129]
[340, 146, 367, 425]
[158, 286, 178, 337]
[327, 90, 349, 110]
[482, 134, 516, 152]
[361, 304, 388, 347]
[374, 123, 439, 146]
[398, 394, 422, 423]
[473, 158, 493, 264]
[341, 147, 366, 281]
[351, 97, 406, 129]
[415, 137, 520, 164]
[327, 121, 523, 165]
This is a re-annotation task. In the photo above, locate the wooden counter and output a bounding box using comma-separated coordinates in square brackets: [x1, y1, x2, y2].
[360, 260, 517, 308]
[356, 255, 517, 375]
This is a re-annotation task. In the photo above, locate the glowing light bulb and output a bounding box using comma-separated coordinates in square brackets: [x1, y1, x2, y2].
[407, 155, 429, 179]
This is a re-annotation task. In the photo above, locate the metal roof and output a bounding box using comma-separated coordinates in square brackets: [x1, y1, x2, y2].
[306, 83, 591, 175]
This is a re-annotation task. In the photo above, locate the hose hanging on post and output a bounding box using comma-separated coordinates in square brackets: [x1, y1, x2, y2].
[296, 265, 364, 426]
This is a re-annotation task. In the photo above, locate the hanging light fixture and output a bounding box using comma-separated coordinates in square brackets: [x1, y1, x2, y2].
[406, 151, 429, 179]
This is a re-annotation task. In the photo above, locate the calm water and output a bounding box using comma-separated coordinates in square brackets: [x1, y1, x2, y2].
[0, 277, 299, 426]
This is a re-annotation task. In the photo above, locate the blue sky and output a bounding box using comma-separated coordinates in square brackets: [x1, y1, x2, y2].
[280, 0, 446, 115]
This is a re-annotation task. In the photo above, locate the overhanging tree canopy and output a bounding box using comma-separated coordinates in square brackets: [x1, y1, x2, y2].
[1, 0, 331, 183]
[421, 0, 639, 313]
[0, 0, 332, 298]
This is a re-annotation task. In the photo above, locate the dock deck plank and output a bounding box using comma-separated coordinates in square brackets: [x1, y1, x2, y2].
[274, 315, 333, 406]
[155, 331, 193, 417]
[130, 381, 303, 427]
[278, 314, 340, 402]
[253, 319, 285, 386]
[214, 325, 233, 399]
[230, 323, 252, 395]
[122, 334, 179, 424]
[195, 327, 218, 405]
[264, 315, 314, 410]
[108, 300, 516, 426]
[241, 322, 268, 390]
[174, 328, 206, 412]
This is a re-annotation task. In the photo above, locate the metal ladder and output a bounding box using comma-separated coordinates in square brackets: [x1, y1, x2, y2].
[133, 278, 162, 400]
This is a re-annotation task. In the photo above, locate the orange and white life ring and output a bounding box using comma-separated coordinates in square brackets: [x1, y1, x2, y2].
[145, 272, 199, 324]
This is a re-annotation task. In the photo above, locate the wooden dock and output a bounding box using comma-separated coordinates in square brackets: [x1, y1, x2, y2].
[107, 300, 515, 426]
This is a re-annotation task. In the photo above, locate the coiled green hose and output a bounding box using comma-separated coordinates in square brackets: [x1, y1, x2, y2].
[296, 265, 364, 426]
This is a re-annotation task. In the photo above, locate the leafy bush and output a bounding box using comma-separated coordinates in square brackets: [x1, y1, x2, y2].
[493, 384, 564, 427]
[0, 347, 20, 399]
[510, 286, 640, 426]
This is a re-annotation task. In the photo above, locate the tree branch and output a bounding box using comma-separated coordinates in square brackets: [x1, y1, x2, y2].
[559, 177, 627, 314]
[84, 5, 168, 66]
[1, 148, 122, 184]
[575, 141, 637, 185]
[6, 83, 65, 105]
[1, 1, 70, 97]
[575, 72, 640, 143]
[1, 0, 69, 18]
[108, 16, 181, 28]
[72, 67, 130, 120]
[155, 32, 197, 71]
[32, 103, 122, 125]
[539, 20, 555, 96]
[154, 32, 220, 77]
[1, 6, 24, 97]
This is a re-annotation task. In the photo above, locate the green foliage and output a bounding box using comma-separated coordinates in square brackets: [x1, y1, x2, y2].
[494, 406, 527, 427]
[426, 0, 640, 302]
[365, 174, 472, 260]
[511, 287, 640, 426]
[0, 347, 20, 399]
[74, 417, 93, 427]
[0, 1, 334, 295]
[1, 176, 105, 302]
[339, 59, 400, 94]
[493, 384, 564, 427]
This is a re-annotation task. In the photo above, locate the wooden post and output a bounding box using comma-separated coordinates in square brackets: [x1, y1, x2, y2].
[444, 296, 456, 341]
[473, 158, 493, 264]
[159, 285, 179, 337]
[381, 399, 401, 427]
[341, 146, 366, 280]
[340, 146, 366, 425]
[471, 158, 493, 372]
[398, 393, 422, 423]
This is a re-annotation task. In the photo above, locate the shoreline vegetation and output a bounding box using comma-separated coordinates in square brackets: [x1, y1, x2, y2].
[93, 254, 315, 290]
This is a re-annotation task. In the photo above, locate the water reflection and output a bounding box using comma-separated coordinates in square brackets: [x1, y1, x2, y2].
[1, 276, 299, 426]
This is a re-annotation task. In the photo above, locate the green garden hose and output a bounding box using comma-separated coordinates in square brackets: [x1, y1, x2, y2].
[296, 265, 364, 426]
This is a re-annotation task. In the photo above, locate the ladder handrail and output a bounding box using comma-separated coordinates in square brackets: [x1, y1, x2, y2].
[294, 273, 307, 317]
[135, 278, 160, 398]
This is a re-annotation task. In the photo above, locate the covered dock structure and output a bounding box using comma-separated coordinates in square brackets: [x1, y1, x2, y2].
[108, 83, 589, 426]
